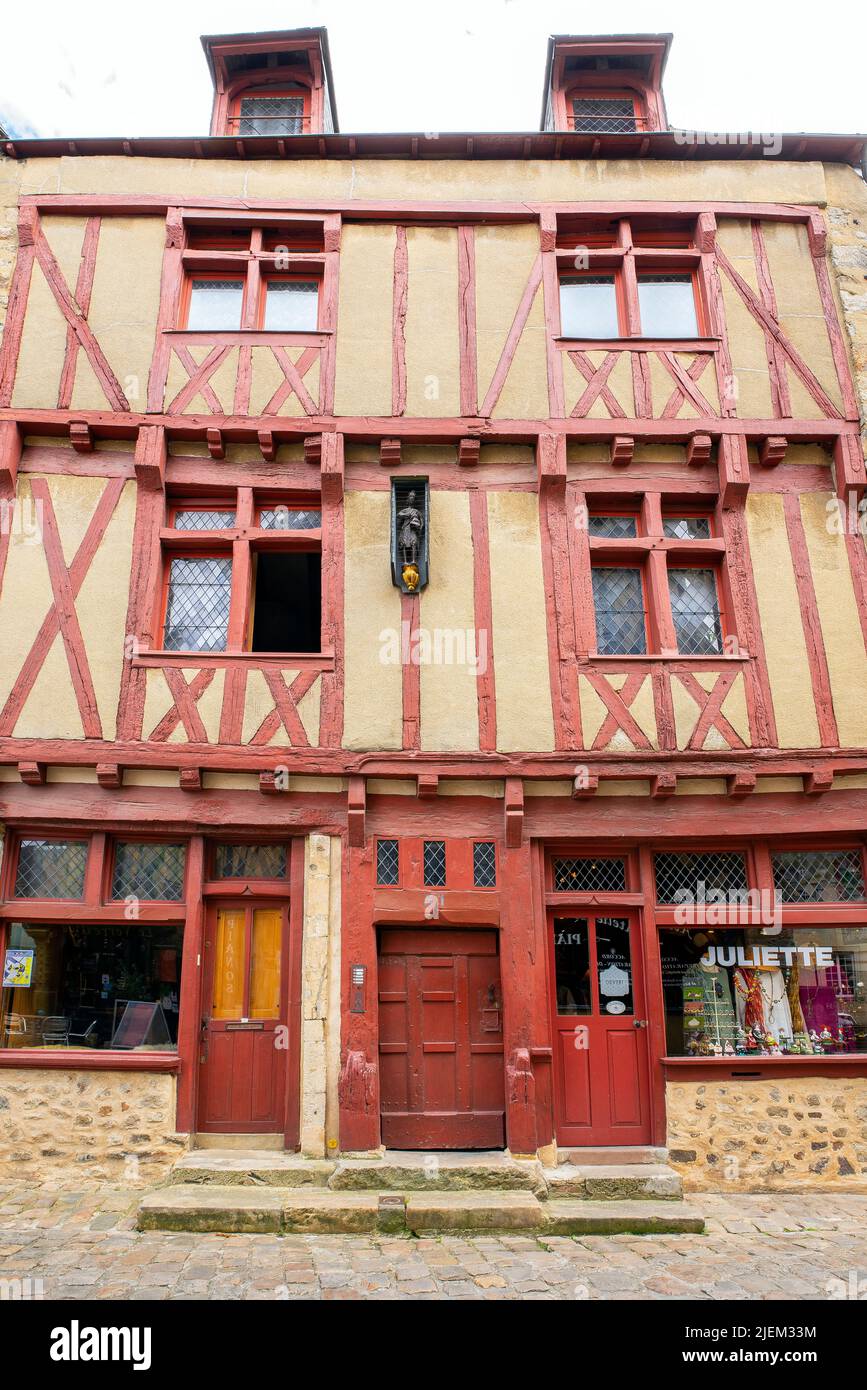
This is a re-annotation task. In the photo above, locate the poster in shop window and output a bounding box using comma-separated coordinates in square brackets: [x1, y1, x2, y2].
[2, 949, 34, 988]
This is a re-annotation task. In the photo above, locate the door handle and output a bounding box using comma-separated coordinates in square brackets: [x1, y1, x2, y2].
[632, 1019, 648, 1029]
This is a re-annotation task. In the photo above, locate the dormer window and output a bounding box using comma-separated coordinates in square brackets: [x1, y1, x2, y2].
[231, 88, 308, 136]
[569, 93, 643, 134]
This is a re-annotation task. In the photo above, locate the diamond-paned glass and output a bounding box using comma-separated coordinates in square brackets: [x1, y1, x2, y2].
[263, 281, 319, 331]
[588, 515, 638, 539]
[163, 555, 232, 652]
[663, 516, 711, 541]
[111, 842, 186, 901]
[376, 839, 399, 886]
[552, 857, 627, 892]
[173, 510, 236, 531]
[571, 97, 637, 134]
[238, 96, 305, 136]
[423, 840, 447, 888]
[654, 852, 748, 904]
[187, 278, 244, 331]
[14, 839, 88, 899]
[560, 276, 619, 338]
[473, 842, 497, 888]
[772, 850, 866, 903]
[592, 567, 646, 654]
[259, 507, 322, 531]
[668, 568, 723, 655]
[214, 844, 288, 879]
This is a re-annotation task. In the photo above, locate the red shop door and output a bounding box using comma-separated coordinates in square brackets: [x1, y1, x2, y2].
[378, 928, 505, 1149]
[197, 902, 290, 1134]
[549, 913, 652, 1146]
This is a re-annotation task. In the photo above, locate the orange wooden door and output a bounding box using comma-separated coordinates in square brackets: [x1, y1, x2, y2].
[549, 913, 652, 1146]
[378, 928, 505, 1149]
[197, 902, 289, 1134]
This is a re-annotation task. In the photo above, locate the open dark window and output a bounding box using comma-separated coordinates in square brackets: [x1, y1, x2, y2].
[250, 551, 321, 653]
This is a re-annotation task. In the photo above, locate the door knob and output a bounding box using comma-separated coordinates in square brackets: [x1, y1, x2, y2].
[632, 1018, 648, 1029]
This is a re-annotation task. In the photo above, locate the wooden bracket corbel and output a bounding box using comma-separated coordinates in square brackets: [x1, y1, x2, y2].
[18, 761, 46, 785]
[134, 425, 167, 492]
[610, 436, 634, 468]
[206, 428, 225, 460]
[571, 772, 599, 798]
[807, 212, 827, 260]
[304, 434, 323, 468]
[258, 769, 282, 795]
[536, 432, 566, 493]
[458, 438, 481, 467]
[805, 767, 834, 795]
[832, 433, 866, 504]
[347, 775, 366, 847]
[417, 773, 439, 799]
[179, 767, 203, 793]
[504, 776, 524, 848]
[726, 771, 756, 797]
[718, 434, 750, 508]
[759, 436, 787, 468]
[96, 763, 122, 790]
[323, 214, 342, 253]
[651, 772, 677, 798]
[69, 420, 93, 454]
[257, 429, 276, 462]
[321, 432, 344, 502]
[380, 438, 401, 467]
[696, 211, 717, 254]
[0, 420, 22, 493]
[686, 433, 712, 468]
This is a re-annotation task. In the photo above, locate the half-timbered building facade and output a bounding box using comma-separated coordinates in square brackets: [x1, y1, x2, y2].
[1, 29, 866, 1191]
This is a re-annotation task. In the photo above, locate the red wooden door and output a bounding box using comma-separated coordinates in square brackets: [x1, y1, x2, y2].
[549, 913, 652, 1146]
[197, 902, 289, 1134]
[378, 928, 505, 1149]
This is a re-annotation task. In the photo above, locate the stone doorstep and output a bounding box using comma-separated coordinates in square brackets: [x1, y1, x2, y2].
[330, 1151, 545, 1194]
[138, 1185, 705, 1236]
[556, 1146, 670, 1167]
[170, 1152, 338, 1188]
[544, 1164, 684, 1201]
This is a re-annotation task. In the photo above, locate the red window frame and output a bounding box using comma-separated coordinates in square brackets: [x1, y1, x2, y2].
[565, 87, 647, 133]
[178, 222, 325, 334]
[559, 264, 704, 339]
[228, 85, 311, 136]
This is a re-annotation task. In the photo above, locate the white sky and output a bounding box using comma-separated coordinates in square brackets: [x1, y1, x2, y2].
[0, 0, 864, 140]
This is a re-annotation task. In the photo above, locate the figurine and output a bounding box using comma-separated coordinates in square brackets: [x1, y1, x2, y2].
[735, 1027, 747, 1056]
[819, 1026, 834, 1053]
[723, 1040, 735, 1057]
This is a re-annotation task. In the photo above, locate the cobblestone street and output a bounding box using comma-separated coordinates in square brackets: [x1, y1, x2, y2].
[1, 1184, 866, 1301]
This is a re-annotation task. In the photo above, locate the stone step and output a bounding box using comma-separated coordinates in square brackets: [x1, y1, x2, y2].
[138, 1184, 705, 1236]
[556, 1146, 669, 1167]
[544, 1163, 683, 1201]
[544, 1199, 704, 1235]
[171, 1151, 337, 1188]
[330, 1151, 544, 1193]
[193, 1133, 285, 1151]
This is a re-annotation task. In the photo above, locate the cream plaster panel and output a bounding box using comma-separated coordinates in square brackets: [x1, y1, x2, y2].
[14, 634, 83, 738]
[474, 224, 548, 420]
[523, 779, 573, 796]
[45, 765, 99, 783]
[487, 491, 554, 751]
[577, 676, 608, 748]
[629, 676, 658, 748]
[440, 779, 504, 797]
[296, 676, 322, 746]
[285, 776, 347, 793]
[333, 224, 394, 417]
[20, 155, 828, 208]
[673, 778, 727, 795]
[343, 491, 403, 750]
[597, 779, 652, 796]
[71, 477, 136, 740]
[746, 493, 821, 748]
[420, 490, 479, 752]
[367, 778, 415, 795]
[123, 769, 179, 787]
[756, 776, 803, 792]
[719, 671, 751, 746]
[241, 667, 299, 745]
[75, 216, 164, 413]
[763, 219, 844, 415]
[0, 478, 55, 711]
[671, 674, 701, 750]
[11, 262, 68, 408]
[202, 772, 259, 790]
[405, 226, 460, 417]
[800, 491, 867, 747]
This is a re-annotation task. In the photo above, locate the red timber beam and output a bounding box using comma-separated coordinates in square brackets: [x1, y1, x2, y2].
[783, 492, 840, 749]
[0, 207, 37, 408]
[536, 433, 582, 749]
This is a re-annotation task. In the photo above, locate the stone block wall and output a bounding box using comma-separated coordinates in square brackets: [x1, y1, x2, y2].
[667, 1076, 867, 1192]
[0, 1069, 188, 1185]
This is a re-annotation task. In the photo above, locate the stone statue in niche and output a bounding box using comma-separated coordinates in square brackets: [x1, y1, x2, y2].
[396, 490, 424, 565]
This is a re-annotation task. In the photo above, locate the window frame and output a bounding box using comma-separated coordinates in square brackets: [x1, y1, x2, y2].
[181, 270, 248, 333]
[177, 222, 326, 336]
[258, 272, 321, 332]
[564, 87, 647, 134]
[155, 487, 324, 658]
[228, 83, 311, 137]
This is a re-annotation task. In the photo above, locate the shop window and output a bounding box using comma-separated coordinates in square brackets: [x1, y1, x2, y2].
[667, 568, 723, 656]
[213, 843, 288, 880]
[0, 922, 183, 1051]
[659, 926, 867, 1056]
[591, 567, 647, 655]
[552, 856, 627, 892]
[13, 839, 88, 900]
[654, 851, 749, 905]
[111, 842, 186, 902]
[250, 552, 321, 653]
[772, 850, 866, 903]
[423, 840, 447, 888]
[473, 842, 497, 889]
[376, 839, 399, 886]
